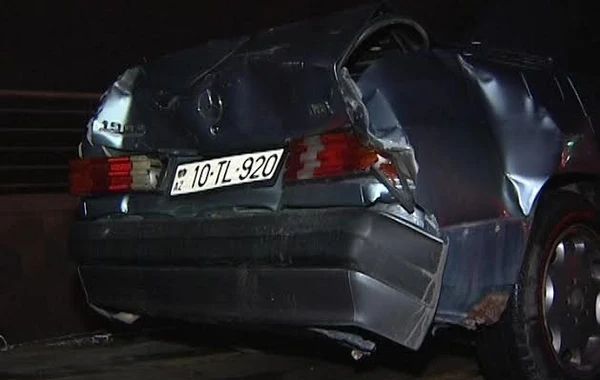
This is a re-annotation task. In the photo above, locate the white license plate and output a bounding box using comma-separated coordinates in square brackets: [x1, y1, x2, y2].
[170, 149, 285, 196]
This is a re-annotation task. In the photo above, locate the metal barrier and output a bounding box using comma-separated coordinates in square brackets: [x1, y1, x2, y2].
[0, 89, 100, 194]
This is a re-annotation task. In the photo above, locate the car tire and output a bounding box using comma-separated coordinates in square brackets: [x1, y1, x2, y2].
[476, 190, 600, 380]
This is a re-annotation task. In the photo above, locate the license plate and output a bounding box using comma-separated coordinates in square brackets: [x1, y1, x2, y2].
[170, 149, 285, 196]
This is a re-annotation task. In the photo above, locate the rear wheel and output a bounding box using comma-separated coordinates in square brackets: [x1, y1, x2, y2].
[477, 191, 600, 380]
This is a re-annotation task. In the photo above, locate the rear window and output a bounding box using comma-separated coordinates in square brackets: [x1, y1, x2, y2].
[345, 21, 429, 76]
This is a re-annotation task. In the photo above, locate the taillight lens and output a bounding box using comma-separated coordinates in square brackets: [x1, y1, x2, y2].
[69, 156, 161, 196]
[284, 131, 398, 182]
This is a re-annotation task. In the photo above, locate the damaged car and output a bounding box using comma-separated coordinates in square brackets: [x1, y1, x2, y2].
[70, 2, 600, 379]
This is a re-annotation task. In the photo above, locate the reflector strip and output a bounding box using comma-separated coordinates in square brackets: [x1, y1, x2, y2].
[298, 136, 324, 180]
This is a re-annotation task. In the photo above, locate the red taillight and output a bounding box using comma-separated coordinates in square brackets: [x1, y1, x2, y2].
[284, 131, 397, 182]
[69, 156, 161, 196]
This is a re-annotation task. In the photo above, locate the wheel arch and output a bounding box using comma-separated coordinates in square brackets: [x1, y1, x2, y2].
[435, 173, 600, 329]
[528, 172, 600, 226]
[484, 172, 600, 323]
[475, 173, 600, 380]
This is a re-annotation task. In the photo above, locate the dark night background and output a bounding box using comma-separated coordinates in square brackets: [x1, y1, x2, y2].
[2, 0, 598, 94]
[1, 0, 597, 92]
[0, 0, 487, 92]
[2, 0, 377, 92]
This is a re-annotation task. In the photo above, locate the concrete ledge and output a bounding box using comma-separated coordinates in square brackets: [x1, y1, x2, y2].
[0, 194, 102, 343]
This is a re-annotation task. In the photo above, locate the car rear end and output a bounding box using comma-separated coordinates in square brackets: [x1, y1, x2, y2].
[69, 6, 447, 351]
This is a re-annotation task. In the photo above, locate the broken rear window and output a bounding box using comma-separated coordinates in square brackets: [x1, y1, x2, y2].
[345, 21, 429, 77]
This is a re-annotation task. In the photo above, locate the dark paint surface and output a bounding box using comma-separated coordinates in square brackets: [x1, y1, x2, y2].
[354, 42, 600, 323]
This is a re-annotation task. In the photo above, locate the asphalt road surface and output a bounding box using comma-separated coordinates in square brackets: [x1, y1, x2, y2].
[0, 325, 484, 380]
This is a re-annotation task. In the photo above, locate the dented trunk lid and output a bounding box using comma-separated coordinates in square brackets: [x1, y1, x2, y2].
[87, 6, 377, 157]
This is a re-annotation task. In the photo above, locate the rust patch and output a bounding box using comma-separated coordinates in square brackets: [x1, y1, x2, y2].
[464, 291, 510, 329]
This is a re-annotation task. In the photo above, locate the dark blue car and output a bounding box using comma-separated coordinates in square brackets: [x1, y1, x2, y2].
[69, 2, 600, 379]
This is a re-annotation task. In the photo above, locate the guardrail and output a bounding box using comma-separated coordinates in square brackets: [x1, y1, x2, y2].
[0, 90, 100, 194]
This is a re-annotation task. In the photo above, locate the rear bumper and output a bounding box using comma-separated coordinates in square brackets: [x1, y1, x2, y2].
[72, 208, 446, 350]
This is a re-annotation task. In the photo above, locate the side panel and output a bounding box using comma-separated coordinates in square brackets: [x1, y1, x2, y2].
[436, 219, 529, 326]
[356, 50, 600, 325]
